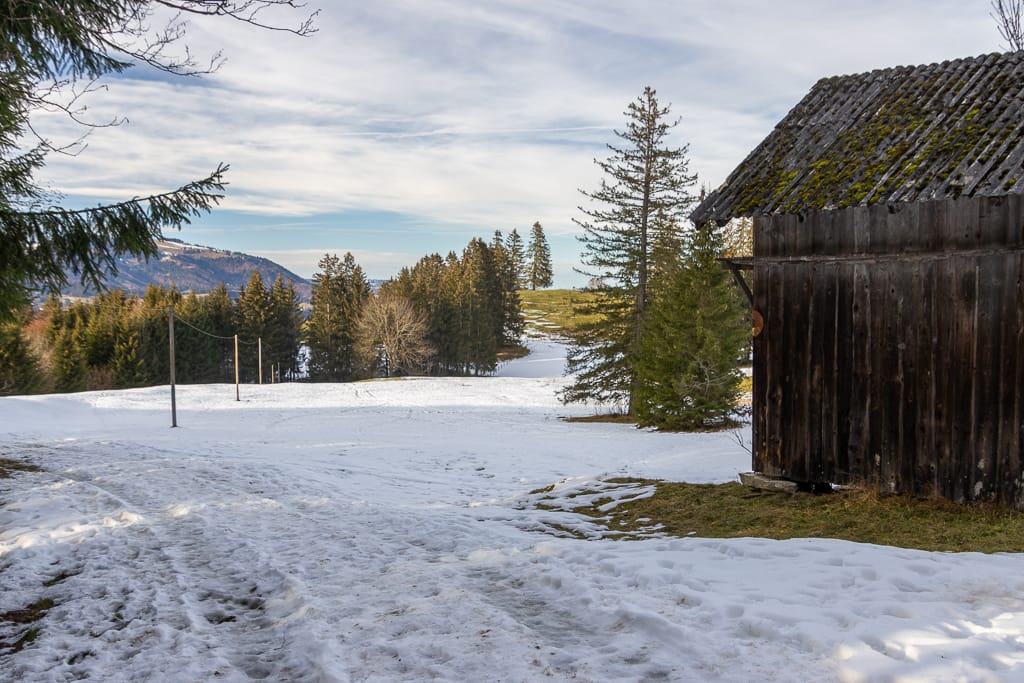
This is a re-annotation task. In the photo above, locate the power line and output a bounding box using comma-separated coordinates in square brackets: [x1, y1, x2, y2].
[174, 315, 259, 345]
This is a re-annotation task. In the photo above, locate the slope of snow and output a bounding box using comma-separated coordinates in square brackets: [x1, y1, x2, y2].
[1, 342, 1022, 682]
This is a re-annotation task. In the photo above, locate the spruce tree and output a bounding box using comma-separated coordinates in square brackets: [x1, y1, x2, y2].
[0, 1, 314, 320]
[456, 239, 501, 375]
[52, 320, 89, 392]
[135, 285, 178, 386]
[563, 87, 698, 413]
[526, 222, 554, 290]
[82, 290, 127, 369]
[491, 230, 524, 347]
[175, 292, 213, 383]
[236, 271, 270, 382]
[112, 323, 147, 388]
[306, 253, 370, 381]
[0, 312, 47, 395]
[633, 223, 748, 430]
[203, 283, 237, 381]
[505, 228, 527, 290]
[266, 276, 303, 380]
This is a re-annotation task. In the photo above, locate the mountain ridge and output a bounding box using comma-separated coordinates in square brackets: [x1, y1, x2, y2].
[62, 238, 314, 302]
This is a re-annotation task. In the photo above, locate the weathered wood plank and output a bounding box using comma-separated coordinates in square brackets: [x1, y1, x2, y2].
[847, 262, 870, 483]
[1009, 197, 1024, 505]
[907, 259, 930, 492]
[974, 255, 1001, 500]
[752, 196, 1024, 506]
[802, 262, 817, 480]
[812, 263, 838, 481]
[833, 261, 853, 480]
[870, 261, 891, 490]
[780, 262, 807, 479]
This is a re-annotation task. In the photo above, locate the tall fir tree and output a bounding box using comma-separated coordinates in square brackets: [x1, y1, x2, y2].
[306, 253, 370, 381]
[266, 276, 303, 380]
[111, 319, 147, 388]
[633, 223, 748, 430]
[52, 318, 89, 392]
[170, 283, 237, 383]
[203, 283, 237, 381]
[236, 271, 270, 382]
[80, 290, 126, 369]
[0, 310, 47, 395]
[563, 87, 698, 414]
[647, 209, 687, 300]
[176, 291, 215, 382]
[505, 228, 527, 290]
[456, 238, 501, 374]
[491, 230, 524, 347]
[525, 222, 554, 290]
[135, 285, 179, 386]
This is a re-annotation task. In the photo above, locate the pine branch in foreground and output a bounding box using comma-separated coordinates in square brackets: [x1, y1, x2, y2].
[0, 164, 228, 315]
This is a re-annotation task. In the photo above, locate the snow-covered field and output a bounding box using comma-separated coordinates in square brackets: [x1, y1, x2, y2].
[1, 338, 1023, 682]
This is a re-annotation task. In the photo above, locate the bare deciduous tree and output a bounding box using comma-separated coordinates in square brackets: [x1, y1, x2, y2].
[992, 0, 1024, 51]
[356, 292, 434, 378]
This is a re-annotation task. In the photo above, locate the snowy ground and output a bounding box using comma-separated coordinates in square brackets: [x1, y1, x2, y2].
[1, 337, 1023, 682]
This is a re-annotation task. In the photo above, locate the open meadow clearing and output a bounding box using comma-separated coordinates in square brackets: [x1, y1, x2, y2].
[1, 339, 1022, 682]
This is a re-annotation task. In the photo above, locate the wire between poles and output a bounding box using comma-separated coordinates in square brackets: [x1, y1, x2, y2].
[174, 314, 259, 345]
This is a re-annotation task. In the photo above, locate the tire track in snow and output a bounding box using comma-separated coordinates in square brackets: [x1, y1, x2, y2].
[3, 442, 345, 682]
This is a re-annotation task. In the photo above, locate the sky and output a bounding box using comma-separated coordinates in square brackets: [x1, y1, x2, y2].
[38, 0, 1005, 287]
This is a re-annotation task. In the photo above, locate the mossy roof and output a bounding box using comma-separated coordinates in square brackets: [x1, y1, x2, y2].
[691, 51, 1024, 224]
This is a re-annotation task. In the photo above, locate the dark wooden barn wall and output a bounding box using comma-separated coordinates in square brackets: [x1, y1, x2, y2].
[751, 195, 1024, 505]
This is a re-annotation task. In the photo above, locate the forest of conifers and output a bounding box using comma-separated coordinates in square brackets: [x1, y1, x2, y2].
[0, 228, 551, 396]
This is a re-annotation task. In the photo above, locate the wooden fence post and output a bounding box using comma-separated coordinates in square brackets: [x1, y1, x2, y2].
[234, 334, 240, 402]
[169, 307, 177, 427]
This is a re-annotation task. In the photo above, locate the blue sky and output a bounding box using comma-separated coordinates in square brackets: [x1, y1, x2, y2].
[39, 0, 1004, 287]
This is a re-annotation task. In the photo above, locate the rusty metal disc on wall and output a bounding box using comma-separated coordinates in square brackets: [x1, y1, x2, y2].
[751, 310, 764, 337]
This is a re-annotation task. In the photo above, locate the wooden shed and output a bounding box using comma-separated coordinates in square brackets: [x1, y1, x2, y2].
[691, 51, 1024, 506]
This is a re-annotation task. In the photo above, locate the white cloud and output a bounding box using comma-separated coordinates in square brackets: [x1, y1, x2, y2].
[29, 0, 1003, 282]
[247, 247, 421, 280]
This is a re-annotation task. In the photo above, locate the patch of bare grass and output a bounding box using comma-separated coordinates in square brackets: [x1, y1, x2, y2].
[534, 479, 1024, 553]
[518, 289, 603, 335]
[0, 598, 54, 655]
[561, 413, 636, 424]
[497, 345, 529, 361]
[0, 458, 40, 479]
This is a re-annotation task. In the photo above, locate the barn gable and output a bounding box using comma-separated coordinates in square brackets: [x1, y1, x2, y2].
[693, 51, 1024, 225]
[692, 51, 1024, 507]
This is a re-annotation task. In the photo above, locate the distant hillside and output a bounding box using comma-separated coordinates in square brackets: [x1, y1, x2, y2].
[62, 238, 313, 302]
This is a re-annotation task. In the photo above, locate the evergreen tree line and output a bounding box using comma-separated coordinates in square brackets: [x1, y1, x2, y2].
[1, 223, 552, 395]
[388, 232, 524, 375]
[306, 229, 539, 380]
[0, 273, 303, 395]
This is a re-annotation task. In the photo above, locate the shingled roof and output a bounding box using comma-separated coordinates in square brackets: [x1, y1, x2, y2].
[692, 51, 1024, 224]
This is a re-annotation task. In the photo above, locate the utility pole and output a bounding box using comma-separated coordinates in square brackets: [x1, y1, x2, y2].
[234, 334, 240, 401]
[169, 307, 177, 427]
[258, 337, 263, 385]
